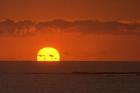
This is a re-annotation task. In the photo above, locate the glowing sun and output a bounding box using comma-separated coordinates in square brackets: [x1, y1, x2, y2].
[37, 47, 60, 62]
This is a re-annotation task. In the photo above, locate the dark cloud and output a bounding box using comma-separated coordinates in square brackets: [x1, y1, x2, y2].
[0, 19, 140, 36]
[0, 19, 35, 36]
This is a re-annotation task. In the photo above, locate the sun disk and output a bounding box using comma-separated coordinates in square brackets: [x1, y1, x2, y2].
[37, 47, 60, 62]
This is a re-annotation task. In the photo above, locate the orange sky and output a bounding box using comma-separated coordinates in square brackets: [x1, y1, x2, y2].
[0, 0, 140, 61]
[0, 0, 139, 22]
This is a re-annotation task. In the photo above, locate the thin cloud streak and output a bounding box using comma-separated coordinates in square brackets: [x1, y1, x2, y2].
[0, 19, 140, 36]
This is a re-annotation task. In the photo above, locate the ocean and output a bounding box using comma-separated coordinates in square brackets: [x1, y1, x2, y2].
[0, 61, 140, 93]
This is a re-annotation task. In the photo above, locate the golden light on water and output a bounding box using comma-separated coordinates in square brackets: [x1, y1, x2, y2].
[37, 47, 60, 62]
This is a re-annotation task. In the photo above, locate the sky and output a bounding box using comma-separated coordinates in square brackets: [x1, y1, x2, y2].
[0, 0, 140, 21]
[0, 0, 140, 61]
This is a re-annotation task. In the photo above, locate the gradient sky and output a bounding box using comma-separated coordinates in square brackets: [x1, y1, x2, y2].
[0, 0, 139, 21]
[0, 0, 140, 61]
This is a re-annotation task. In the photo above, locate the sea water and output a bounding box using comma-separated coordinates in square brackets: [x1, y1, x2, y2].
[0, 74, 140, 93]
[0, 61, 140, 93]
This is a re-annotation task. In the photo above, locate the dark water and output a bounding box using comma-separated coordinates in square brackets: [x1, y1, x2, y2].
[0, 74, 140, 93]
[0, 61, 140, 93]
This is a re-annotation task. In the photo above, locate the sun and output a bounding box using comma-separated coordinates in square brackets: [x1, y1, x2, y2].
[37, 47, 60, 62]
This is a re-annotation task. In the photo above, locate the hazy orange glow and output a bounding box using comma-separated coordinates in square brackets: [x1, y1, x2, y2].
[0, 0, 139, 21]
[0, 0, 140, 61]
[37, 47, 60, 62]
